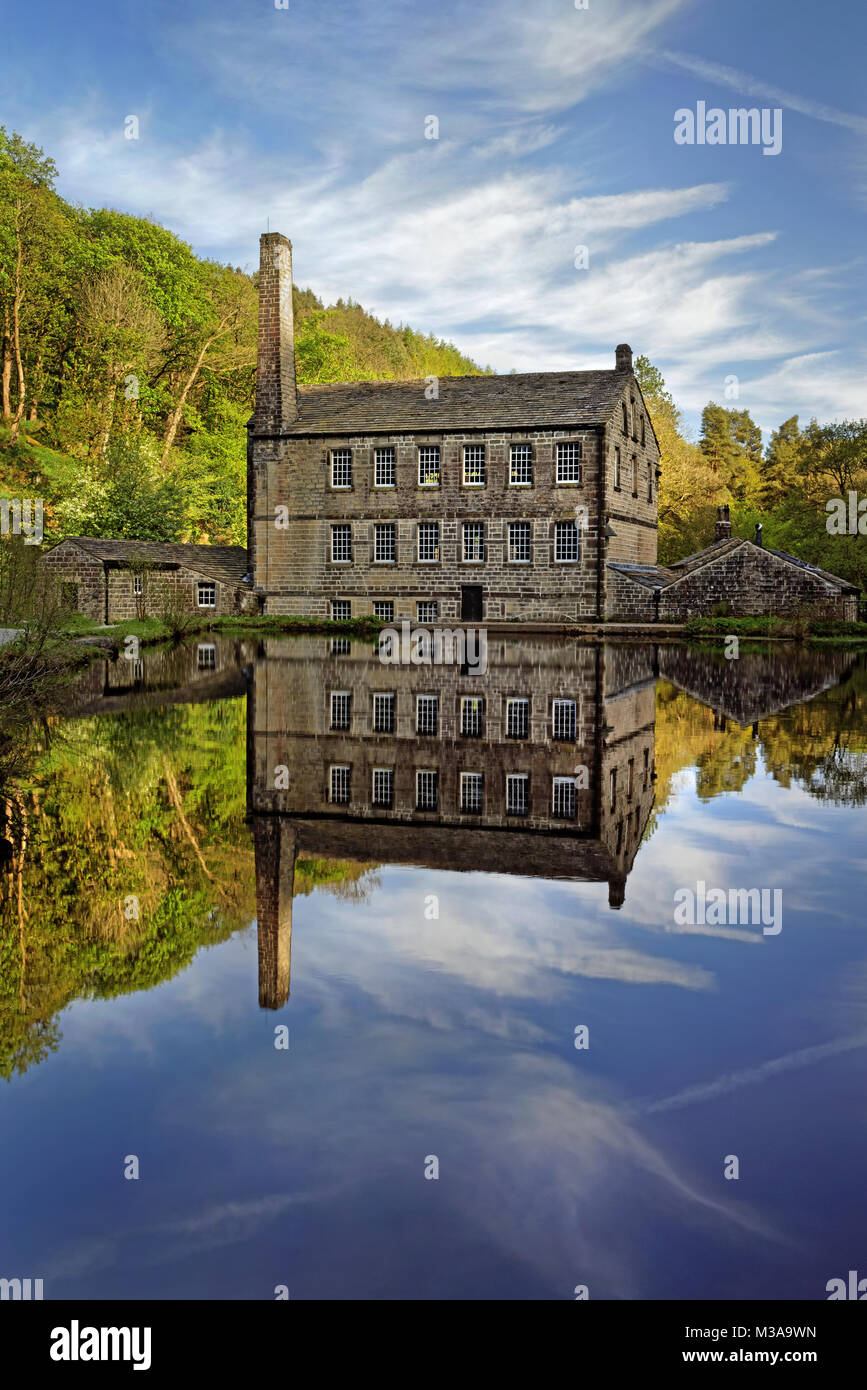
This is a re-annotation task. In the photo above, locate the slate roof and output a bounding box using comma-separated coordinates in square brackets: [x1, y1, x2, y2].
[50, 538, 250, 587]
[608, 537, 856, 593]
[273, 370, 632, 436]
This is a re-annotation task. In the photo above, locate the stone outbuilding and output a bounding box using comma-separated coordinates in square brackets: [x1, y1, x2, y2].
[606, 508, 859, 623]
[42, 537, 255, 623]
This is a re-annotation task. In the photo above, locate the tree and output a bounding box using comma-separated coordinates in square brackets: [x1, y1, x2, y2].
[761, 415, 801, 509]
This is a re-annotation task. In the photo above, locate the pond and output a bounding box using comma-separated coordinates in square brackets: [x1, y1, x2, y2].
[1, 635, 865, 1300]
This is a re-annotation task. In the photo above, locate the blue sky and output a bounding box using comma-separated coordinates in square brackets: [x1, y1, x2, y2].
[3, 0, 865, 437]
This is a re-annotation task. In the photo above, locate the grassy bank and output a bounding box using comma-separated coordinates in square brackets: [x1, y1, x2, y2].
[61, 612, 386, 649]
[684, 616, 867, 646]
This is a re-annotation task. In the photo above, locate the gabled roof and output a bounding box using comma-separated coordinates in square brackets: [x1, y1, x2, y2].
[269, 369, 633, 437]
[609, 537, 857, 594]
[48, 538, 249, 587]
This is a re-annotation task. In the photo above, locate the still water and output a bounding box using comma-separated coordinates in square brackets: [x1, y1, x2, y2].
[1, 636, 865, 1300]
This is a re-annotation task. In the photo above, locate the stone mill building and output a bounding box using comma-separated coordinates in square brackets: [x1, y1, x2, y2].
[247, 232, 661, 625]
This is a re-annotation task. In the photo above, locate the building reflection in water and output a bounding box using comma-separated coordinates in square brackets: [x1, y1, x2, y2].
[247, 637, 660, 1008]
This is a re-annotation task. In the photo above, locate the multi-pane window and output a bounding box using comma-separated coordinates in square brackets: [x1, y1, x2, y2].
[556, 442, 582, 484]
[460, 772, 483, 813]
[374, 447, 395, 488]
[331, 599, 351, 620]
[197, 644, 216, 670]
[463, 444, 486, 486]
[552, 698, 577, 740]
[330, 765, 350, 804]
[418, 446, 441, 487]
[461, 696, 484, 737]
[330, 691, 351, 730]
[416, 769, 438, 810]
[331, 449, 352, 489]
[373, 692, 395, 733]
[373, 600, 394, 622]
[416, 694, 439, 736]
[506, 697, 529, 738]
[506, 773, 529, 816]
[417, 600, 438, 623]
[462, 521, 485, 563]
[632, 455, 638, 494]
[509, 443, 533, 486]
[197, 581, 216, 608]
[614, 446, 622, 489]
[508, 521, 531, 563]
[552, 777, 576, 819]
[133, 575, 143, 596]
[372, 768, 394, 807]
[331, 525, 352, 563]
[331, 637, 351, 654]
[418, 522, 440, 563]
[374, 522, 396, 563]
[554, 521, 579, 563]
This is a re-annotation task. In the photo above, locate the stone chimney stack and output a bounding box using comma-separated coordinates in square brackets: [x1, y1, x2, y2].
[252, 232, 298, 433]
[754, 521, 763, 549]
[714, 504, 732, 542]
[615, 343, 633, 372]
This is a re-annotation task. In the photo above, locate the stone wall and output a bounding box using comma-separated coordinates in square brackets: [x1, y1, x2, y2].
[105, 568, 240, 622]
[659, 544, 855, 621]
[42, 542, 105, 620]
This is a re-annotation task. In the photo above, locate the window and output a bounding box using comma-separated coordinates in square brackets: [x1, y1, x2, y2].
[416, 694, 439, 736]
[556, 442, 582, 484]
[331, 525, 352, 563]
[133, 575, 143, 597]
[506, 697, 529, 738]
[643, 747, 650, 790]
[632, 455, 638, 495]
[331, 637, 351, 654]
[614, 446, 622, 489]
[622, 403, 628, 433]
[373, 692, 395, 733]
[416, 769, 438, 811]
[330, 765, 350, 804]
[460, 772, 483, 813]
[609, 767, 617, 810]
[552, 698, 577, 740]
[510, 443, 533, 486]
[133, 658, 144, 681]
[647, 465, 653, 503]
[372, 768, 394, 807]
[627, 757, 635, 799]
[60, 582, 78, 610]
[197, 644, 216, 670]
[331, 449, 352, 489]
[417, 600, 438, 623]
[463, 444, 486, 486]
[331, 599, 351, 620]
[374, 522, 396, 563]
[641, 414, 646, 447]
[418, 522, 440, 563]
[506, 773, 529, 816]
[197, 581, 216, 608]
[462, 521, 485, 563]
[461, 696, 484, 737]
[508, 521, 531, 563]
[418, 446, 441, 487]
[554, 521, 579, 562]
[373, 600, 394, 622]
[629, 400, 635, 437]
[553, 777, 576, 819]
[330, 690, 351, 730]
[374, 447, 395, 488]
